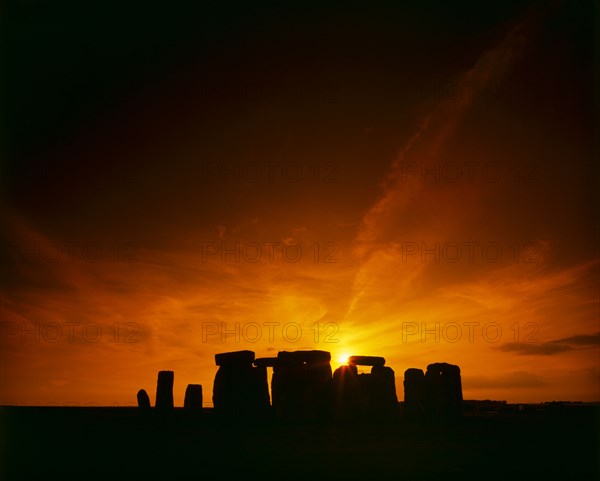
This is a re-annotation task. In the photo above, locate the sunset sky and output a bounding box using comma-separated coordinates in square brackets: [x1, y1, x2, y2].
[1, 1, 598, 406]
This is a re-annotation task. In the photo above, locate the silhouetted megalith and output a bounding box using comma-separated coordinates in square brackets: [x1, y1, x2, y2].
[155, 371, 174, 409]
[254, 357, 278, 368]
[251, 364, 271, 414]
[371, 365, 398, 413]
[272, 350, 333, 420]
[332, 364, 360, 418]
[278, 350, 331, 364]
[425, 362, 463, 420]
[348, 356, 385, 367]
[184, 384, 203, 410]
[215, 350, 255, 366]
[137, 389, 151, 409]
[213, 350, 269, 418]
[334, 355, 399, 418]
[403, 368, 425, 419]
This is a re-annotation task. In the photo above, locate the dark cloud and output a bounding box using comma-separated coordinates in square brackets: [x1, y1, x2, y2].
[497, 332, 600, 356]
[552, 333, 600, 346]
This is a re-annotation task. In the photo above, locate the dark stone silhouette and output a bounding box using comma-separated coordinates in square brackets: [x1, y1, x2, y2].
[424, 362, 463, 420]
[183, 384, 203, 410]
[348, 355, 385, 367]
[137, 389, 151, 409]
[332, 364, 360, 418]
[155, 371, 174, 409]
[371, 365, 398, 413]
[334, 356, 397, 418]
[403, 368, 425, 419]
[213, 350, 269, 418]
[272, 350, 333, 421]
[254, 357, 278, 368]
[215, 350, 255, 366]
[252, 364, 271, 414]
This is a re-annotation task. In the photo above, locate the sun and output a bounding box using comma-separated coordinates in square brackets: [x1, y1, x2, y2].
[337, 353, 350, 364]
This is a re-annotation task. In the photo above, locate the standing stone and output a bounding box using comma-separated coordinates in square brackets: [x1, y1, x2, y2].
[356, 373, 373, 412]
[424, 362, 463, 420]
[155, 371, 174, 409]
[250, 365, 271, 416]
[334, 355, 397, 419]
[332, 364, 360, 418]
[371, 365, 398, 415]
[403, 368, 425, 419]
[305, 359, 333, 420]
[273, 350, 333, 421]
[137, 389, 151, 409]
[213, 350, 270, 419]
[273, 351, 305, 420]
[183, 384, 203, 410]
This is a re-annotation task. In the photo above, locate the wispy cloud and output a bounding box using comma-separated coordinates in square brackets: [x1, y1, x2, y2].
[498, 332, 600, 356]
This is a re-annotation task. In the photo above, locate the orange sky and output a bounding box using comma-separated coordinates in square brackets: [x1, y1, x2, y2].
[1, 1, 598, 405]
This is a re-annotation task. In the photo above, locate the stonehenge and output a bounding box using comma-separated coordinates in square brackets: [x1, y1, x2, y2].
[136, 355, 462, 425]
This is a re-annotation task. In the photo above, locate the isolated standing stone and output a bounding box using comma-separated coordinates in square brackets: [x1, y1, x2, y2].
[156, 370, 174, 409]
[184, 384, 203, 410]
[137, 389, 151, 409]
[403, 368, 425, 419]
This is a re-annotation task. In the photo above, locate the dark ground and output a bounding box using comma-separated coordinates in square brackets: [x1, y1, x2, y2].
[1, 404, 598, 481]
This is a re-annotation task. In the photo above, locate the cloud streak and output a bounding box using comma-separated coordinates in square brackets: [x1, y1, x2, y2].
[498, 332, 600, 356]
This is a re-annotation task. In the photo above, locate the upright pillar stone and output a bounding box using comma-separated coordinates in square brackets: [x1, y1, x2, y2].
[213, 350, 270, 419]
[403, 368, 425, 419]
[137, 389, 151, 409]
[333, 364, 359, 418]
[184, 384, 203, 410]
[371, 365, 398, 415]
[155, 371, 174, 409]
[424, 362, 463, 420]
[337, 355, 398, 418]
[274, 350, 333, 421]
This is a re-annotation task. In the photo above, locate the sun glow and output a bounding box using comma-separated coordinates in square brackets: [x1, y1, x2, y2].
[337, 353, 350, 364]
